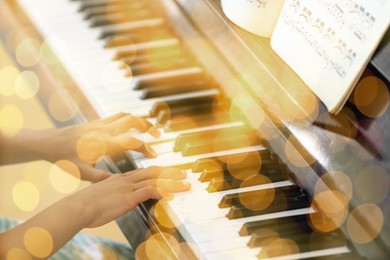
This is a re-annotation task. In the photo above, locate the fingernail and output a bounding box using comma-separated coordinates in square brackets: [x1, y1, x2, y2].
[148, 126, 161, 138]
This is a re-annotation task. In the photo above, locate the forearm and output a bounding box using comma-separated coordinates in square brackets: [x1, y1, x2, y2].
[0, 196, 92, 259]
[0, 129, 52, 165]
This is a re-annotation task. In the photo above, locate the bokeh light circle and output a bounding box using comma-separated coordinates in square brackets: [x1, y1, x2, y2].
[0, 66, 19, 96]
[0, 104, 24, 137]
[14, 70, 40, 99]
[347, 204, 383, 244]
[354, 76, 389, 118]
[15, 37, 41, 67]
[23, 227, 53, 258]
[49, 160, 81, 194]
[6, 248, 32, 260]
[354, 164, 389, 204]
[310, 190, 349, 232]
[315, 171, 353, 201]
[12, 181, 40, 212]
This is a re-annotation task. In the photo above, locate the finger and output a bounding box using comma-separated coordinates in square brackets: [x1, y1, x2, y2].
[135, 179, 191, 193]
[124, 166, 163, 182]
[77, 163, 111, 182]
[129, 187, 171, 206]
[111, 135, 157, 157]
[147, 126, 161, 138]
[158, 168, 187, 180]
[124, 167, 186, 182]
[99, 112, 128, 124]
[106, 115, 156, 136]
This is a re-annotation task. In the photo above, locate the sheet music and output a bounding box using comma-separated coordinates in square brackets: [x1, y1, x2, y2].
[270, 0, 390, 113]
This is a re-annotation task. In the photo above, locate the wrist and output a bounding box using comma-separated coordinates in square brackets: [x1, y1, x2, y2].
[63, 190, 96, 229]
[60, 193, 95, 229]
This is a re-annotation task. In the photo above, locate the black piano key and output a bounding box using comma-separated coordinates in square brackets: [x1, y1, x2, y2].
[90, 11, 159, 28]
[239, 214, 310, 236]
[136, 68, 207, 90]
[191, 149, 273, 172]
[207, 170, 288, 193]
[83, 6, 123, 20]
[219, 185, 303, 208]
[199, 157, 282, 182]
[99, 20, 169, 40]
[182, 133, 262, 156]
[226, 194, 309, 219]
[78, 0, 135, 12]
[141, 80, 212, 99]
[84, 2, 153, 22]
[131, 57, 195, 76]
[150, 95, 215, 117]
[120, 49, 184, 66]
[164, 112, 231, 132]
[156, 103, 216, 125]
[174, 125, 250, 151]
[251, 230, 346, 253]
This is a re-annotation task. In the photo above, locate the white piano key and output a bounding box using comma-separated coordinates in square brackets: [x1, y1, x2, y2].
[185, 207, 314, 234]
[264, 247, 350, 260]
[139, 144, 266, 167]
[205, 247, 258, 260]
[198, 236, 250, 254]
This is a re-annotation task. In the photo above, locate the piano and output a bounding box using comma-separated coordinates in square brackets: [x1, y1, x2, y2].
[1, 0, 389, 259]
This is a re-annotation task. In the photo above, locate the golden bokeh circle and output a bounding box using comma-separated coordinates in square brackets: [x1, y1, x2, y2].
[49, 160, 81, 194]
[23, 161, 51, 191]
[240, 187, 275, 211]
[135, 241, 148, 260]
[354, 76, 389, 118]
[354, 164, 389, 204]
[226, 152, 262, 180]
[0, 104, 24, 137]
[310, 190, 349, 232]
[15, 37, 41, 67]
[12, 181, 40, 212]
[153, 200, 177, 229]
[347, 204, 383, 244]
[23, 227, 53, 258]
[0, 66, 19, 96]
[145, 232, 179, 259]
[14, 70, 40, 99]
[315, 171, 353, 201]
[258, 238, 300, 258]
[213, 129, 252, 154]
[6, 248, 32, 260]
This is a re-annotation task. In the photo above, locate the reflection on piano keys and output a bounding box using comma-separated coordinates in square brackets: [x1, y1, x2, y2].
[1, 0, 389, 259]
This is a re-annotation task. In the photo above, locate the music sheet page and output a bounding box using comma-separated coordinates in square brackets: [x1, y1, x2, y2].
[270, 0, 390, 113]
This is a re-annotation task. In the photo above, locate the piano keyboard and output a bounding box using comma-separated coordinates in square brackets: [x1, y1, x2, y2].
[16, 0, 355, 259]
